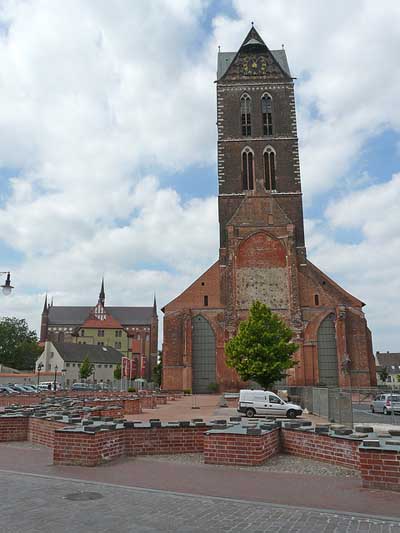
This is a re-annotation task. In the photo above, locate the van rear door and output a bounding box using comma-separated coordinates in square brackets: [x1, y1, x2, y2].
[253, 393, 269, 415]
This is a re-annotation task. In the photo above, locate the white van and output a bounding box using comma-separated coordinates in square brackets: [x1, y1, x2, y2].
[38, 382, 60, 391]
[238, 389, 303, 419]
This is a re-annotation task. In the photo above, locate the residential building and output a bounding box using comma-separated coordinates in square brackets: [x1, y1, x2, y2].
[376, 352, 400, 385]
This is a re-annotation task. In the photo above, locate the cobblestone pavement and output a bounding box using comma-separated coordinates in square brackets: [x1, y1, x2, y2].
[1, 471, 399, 533]
[138, 453, 360, 478]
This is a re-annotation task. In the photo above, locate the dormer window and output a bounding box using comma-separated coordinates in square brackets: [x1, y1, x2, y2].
[242, 147, 254, 190]
[263, 146, 276, 191]
[240, 94, 251, 136]
[261, 94, 273, 135]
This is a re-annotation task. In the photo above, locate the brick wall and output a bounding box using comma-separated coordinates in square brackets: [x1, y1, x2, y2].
[125, 426, 206, 457]
[359, 447, 400, 492]
[53, 429, 126, 466]
[204, 429, 280, 466]
[0, 416, 29, 441]
[28, 418, 65, 448]
[281, 429, 360, 469]
[122, 398, 142, 415]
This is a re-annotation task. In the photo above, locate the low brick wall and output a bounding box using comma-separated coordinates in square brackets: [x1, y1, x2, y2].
[359, 447, 400, 492]
[53, 429, 126, 466]
[0, 416, 29, 441]
[28, 418, 65, 448]
[281, 429, 360, 470]
[139, 396, 157, 409]
[204, 429, 280, 466]
[122, 398, 142, 415]
[125, 426, 206, 457]
[0, 395, 41, 408]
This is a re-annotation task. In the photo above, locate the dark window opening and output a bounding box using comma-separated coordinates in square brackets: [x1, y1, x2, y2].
[204, 295, 209, 307]
[314, 294, 320, 306]
[240, 94, 251, 136]
[264, 149, 276, 191]
[201, 282, 205, 286]
[262, 95, 273, 135]
[242, 149, 254, 190]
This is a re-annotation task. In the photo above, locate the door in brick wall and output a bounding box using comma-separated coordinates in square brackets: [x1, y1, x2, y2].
[192, 315, 216, 393]
[317, 314, 339, 387]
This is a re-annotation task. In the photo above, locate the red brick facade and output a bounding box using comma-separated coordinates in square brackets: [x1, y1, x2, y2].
[162, 27, 376, 392]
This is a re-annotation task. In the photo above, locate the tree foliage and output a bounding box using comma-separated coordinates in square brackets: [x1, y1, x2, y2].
[379, 367, 389, 383]
[113, 363, 121, 380]
[225, 301, 298, 389]
[79, 356, 94, 380]
[0, 317, 42, 370]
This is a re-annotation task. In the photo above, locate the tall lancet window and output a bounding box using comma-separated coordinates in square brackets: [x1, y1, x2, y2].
[261, 94, 273, 135]
[264, 146, 276, 191]
[242, 147, 254, 190]
[240, 94, 252, 136]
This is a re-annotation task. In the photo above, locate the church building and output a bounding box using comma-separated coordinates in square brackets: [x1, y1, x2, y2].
[40, 280, 158, 381]
[162, 27, 377, 392]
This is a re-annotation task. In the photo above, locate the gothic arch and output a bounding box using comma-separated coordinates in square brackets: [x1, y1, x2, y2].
[317, 313, 339, 387]
[191, 314, 216, 393]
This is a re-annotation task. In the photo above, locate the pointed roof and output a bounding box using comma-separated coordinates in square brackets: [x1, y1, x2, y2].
[42, 294, 48, 314]
[217, 25, 291, 80]
[99, 277, 105, 305]
[81, 313, 124, 330]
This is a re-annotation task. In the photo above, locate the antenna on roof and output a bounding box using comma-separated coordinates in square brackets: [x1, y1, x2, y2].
[218, 45, 220, 52]
[282, 43, 285, 49]
[251, 21, 254, 27]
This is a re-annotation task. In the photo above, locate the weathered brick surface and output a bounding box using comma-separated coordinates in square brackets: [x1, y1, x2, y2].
[0, 417, 29, 441]
[53, 429, 126, 466]
[204, 429, 280, 466]
[125, 426, 206, 457]
[281, 429, 360, 469]
[359, 448, 400, 492]
[28, 418, 65, 448]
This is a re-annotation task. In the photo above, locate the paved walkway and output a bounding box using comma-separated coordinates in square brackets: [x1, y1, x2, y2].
[1, 442, 400, 520]
[1, 470, 399, 532]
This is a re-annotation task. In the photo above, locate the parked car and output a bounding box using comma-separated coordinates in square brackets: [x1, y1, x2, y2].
[11, 384, 35, 393]
[0, 386, 16, 394]
[371, 393, 400, 415]
[71, 383, 91, 391]
[238, 389, 303, 419]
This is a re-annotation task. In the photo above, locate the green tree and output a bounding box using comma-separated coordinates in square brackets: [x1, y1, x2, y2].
[379, 367, 389, 383]
[113, 363, 121, 380]
[153, 351, 162, 387]
[0, 317, 42, 370]
[79, 356, 94, 380]
[225, 301, 298, 389]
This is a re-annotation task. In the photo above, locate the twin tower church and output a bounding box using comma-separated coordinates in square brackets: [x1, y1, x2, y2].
[161, 27, 377, 392]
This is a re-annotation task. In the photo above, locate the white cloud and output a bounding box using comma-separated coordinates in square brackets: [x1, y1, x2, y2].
[0, 0, 399, 355]
[306, 174, 400, 350]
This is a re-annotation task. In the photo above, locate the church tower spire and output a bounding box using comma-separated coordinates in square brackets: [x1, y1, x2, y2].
[99, 278, 105, 307]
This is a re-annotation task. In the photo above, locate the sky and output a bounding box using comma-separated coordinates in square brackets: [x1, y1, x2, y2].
[0, 0, 399, 352]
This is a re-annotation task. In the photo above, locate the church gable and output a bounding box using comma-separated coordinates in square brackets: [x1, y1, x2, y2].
[226, 195, 292, 229]
[220, 27, 292, 83]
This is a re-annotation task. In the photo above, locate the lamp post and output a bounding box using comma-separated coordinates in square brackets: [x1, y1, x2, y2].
[0, 272, 13, 295]
[53, 364, 58, 393]
[37, 362, 44, 390]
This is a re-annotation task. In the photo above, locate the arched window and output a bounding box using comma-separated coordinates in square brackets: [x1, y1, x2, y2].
[264, 146, 276, 191]
[261, 94, 273, 135]
[242, 147, 254, 190]
[240, 94, 251, 136]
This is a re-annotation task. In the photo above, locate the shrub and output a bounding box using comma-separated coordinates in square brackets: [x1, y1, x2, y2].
[207, 382, 219, 393]
[127, 387, 136, 393]
[183, 388, 192, 395]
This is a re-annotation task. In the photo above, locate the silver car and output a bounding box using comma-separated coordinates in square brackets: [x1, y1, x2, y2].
[371, 393, 400, 415]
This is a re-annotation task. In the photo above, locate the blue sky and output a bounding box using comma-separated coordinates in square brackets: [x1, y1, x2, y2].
[0, 0, 399, 352]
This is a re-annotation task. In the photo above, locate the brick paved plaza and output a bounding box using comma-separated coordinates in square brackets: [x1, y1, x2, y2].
[1, 470, 400, 532]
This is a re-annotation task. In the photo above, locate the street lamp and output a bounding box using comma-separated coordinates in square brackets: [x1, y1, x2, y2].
[37, 362, 44, 390]
[1, 272, 13, 295]
[54, 364, 58, 393]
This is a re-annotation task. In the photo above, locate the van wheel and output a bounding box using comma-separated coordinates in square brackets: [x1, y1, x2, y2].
[383, 407, 389, 415]
[287, 409, 297, 419]
[246, 408, 256, 418]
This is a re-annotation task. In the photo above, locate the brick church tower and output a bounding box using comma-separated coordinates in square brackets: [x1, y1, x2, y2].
[162, 27, 377, 392]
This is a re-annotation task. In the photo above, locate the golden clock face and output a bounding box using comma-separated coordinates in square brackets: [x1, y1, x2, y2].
[241, 56, 268, 75]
